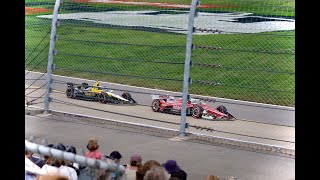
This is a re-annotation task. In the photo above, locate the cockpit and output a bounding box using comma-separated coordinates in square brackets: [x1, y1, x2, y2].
[190, 98, 206, 105]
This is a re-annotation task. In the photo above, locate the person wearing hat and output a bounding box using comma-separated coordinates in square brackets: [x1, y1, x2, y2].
[162, 160, 187, 180]
[105, 151, 123, 180]
[125, 153, 142, 180]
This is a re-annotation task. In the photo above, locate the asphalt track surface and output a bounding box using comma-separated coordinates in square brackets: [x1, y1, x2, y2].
[25, 71, 295, 150]
[25, 114, 295, 180]
[25, 71, 295, 126]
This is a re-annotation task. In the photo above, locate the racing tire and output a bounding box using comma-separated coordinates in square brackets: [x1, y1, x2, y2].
[121, 92, 130, 100]
[98, 93, 106, 104]
[192, 105, 203, 119]
[151, 99, 161, 112]
[122, 92, 137, 103]
[217, 105, 228, 114]
[66, 88, 74, 98]
[104, 95, 115, 104]
[94, 94, 99, 102]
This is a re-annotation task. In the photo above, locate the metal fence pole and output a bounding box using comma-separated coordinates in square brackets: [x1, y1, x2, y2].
[44, 0, 61, 113]
[180, 0, 198, 137]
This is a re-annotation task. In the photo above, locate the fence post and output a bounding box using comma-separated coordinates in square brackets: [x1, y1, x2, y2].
[44, 0, 62, 113]
[180, 0, 199, 137]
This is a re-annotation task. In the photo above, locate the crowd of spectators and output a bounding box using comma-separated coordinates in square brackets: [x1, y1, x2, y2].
[25, 138, 236, 180]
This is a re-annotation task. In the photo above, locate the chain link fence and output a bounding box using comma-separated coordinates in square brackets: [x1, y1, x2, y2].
[25, 0, 295, 107]
[25, 0, 295, 152]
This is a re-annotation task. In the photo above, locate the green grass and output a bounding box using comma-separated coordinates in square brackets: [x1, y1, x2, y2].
[25, 1, 295, 107]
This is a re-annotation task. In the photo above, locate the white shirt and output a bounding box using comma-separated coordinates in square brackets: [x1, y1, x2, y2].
[41, 164, 78, 180]
[25, 157, 45, 176]
[125, 168, 137, 180]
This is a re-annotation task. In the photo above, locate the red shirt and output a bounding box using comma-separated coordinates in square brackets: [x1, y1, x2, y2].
[86, 150, 102, 160]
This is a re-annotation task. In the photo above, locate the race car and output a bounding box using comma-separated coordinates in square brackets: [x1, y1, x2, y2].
[66, 81, 137, 104]
[151, 95, 235, 120]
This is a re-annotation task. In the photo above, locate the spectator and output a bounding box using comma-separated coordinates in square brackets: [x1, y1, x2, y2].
[143, 166, 170, 180]
[136, 160, 161, 180]
[41, 143, 78, 180]
[65, 146, 80, 176]
[162, 160, 187, 180]
[25, 155, 45, 180]
[85, 138, 102, 160]
[125, 153, 142, 180]
[205, 174, 219, 180]
[44, 144, 54, 162]
[107, 151, 122, 164]
[105, 151, 123, 180]
[26, 150, 46, 168]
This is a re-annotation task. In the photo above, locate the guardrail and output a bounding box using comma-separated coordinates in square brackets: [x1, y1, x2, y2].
[25, 140, 126, 179]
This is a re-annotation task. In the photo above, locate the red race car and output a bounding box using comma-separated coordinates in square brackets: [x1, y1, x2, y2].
[151, 95, 235, 120]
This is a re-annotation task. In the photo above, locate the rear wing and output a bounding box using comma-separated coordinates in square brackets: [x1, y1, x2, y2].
[151, 95, 175, 100]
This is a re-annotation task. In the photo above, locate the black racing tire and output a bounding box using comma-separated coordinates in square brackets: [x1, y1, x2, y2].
[151, 99, 161, 112]
[122, 92, 137, 103]
[217, 105, 228, 114]
[98, 93, 106, 104]
[94, 94, 99, 102]
[66, 88, 73, 98]
[192, 105, 203, 119]
[122, 92, 130, 100]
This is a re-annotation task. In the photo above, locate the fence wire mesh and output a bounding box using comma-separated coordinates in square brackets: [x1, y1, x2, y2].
[25, 0, 295, 152]
[25, 0, 295, 106]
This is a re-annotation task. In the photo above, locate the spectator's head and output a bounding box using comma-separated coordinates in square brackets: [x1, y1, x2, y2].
[65, 146, 77, 166]
[66, 146, 77, 154]
[87, 138, 99, 152]
[130, 153, 142, 167]
[46, 143, 66, 167]
[162, 160, 180, 174]
[44, 144, 54, 161]
[108, 151, 122, 164]
[170, 170, 187, 180]
[25, 150, 32, 157]
[206, 174, 219, 180]
[136, 160, 161, 180]
[52, 143, 66, 151]
[143, 166, 170, 180]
